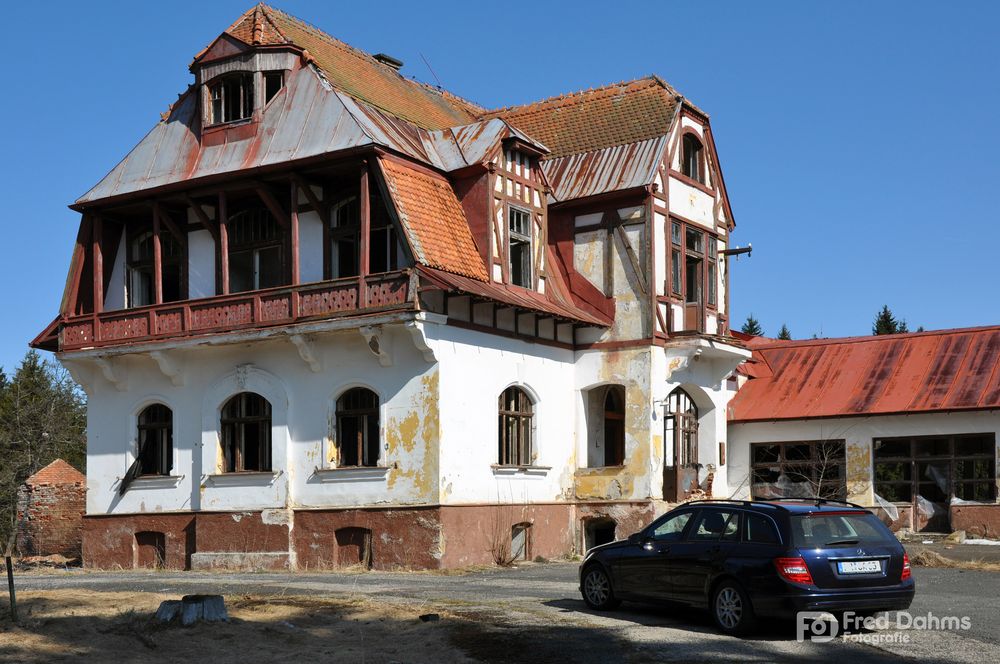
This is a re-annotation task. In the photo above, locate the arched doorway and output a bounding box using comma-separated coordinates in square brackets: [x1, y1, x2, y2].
[663, 388, 699, 501]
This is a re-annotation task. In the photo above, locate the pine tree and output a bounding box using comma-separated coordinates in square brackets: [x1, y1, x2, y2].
[897, 320, 909, 334]
[872, 305, 899, 335]
[0, 351, 87, 551]
[777, 324, 792, 340]
[741, 314, 764, 337]
[916, 326, 925, 333]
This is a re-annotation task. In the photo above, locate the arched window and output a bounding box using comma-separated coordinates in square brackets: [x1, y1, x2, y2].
[127, 230, 182, 308]
[227, 208, 284, 293]
[221, 392, 272, 472]
[137, 404, 172, 476]
[603, 386, 626, 466]
[681, 133, 704, 184]
[665, 388, 698, 467]
[336, 388, 380, 467]
[498, 387, 534, 466]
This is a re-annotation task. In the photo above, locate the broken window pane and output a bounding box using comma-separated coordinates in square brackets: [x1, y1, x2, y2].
[220, 392, 272, 473]
[509, 207, 532, 288]
[264, 71, 284, 103]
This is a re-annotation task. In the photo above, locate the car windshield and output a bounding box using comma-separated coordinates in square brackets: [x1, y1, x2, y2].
[790, 512, 895, 548]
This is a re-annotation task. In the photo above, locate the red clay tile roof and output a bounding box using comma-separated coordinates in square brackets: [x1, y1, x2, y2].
[26, 459, 85, 486]
[377, 156, 488, 281]
[223, 5, 481, 130]
[482, 78, 682, 159]
[729, 326, 1000, 422]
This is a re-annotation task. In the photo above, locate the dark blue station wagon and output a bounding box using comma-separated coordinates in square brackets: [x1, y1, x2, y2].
[579, 499, 915, 635]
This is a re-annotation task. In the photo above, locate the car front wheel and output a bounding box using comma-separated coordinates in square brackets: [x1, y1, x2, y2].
[581, 566, 621, 611]
[711, 581, 756, 636]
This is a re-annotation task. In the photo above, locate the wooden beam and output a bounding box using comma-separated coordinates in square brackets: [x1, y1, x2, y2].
[292, 174, 326, 218]
[61, 215, 92, 316]
[254, 184, 290, 228]
[359, 163, 370, 306]
[92, 215, 104, 314]
[218, 191, 230, 295]
[183, 194, 218, 240]
[289, 180, 300, 285]
[152, 203, 163, 304]
[614, 223, 647, 295]
[155, 204, 186, 244]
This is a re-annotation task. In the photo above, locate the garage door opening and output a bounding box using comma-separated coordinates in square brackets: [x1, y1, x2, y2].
[584, 518, 617, 552]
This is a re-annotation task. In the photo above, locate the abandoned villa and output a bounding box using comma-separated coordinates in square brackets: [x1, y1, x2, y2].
[31, 5, 1000, 570]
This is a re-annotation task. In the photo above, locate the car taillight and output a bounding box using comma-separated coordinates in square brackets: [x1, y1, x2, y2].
[901, 552, 911, 581]
[774, 557, 814, 585]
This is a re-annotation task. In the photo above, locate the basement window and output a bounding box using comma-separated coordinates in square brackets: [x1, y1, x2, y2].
[264, 71, 284, 104]
[209, 73, 254, 125]
[509, 207, 532, 288]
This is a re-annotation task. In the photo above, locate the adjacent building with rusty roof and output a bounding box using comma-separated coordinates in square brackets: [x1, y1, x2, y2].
[728, 327, 1000, 539]
[32, 4, 750, 570]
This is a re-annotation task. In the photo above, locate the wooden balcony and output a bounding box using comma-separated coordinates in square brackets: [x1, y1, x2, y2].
[59, 270, 414, 351]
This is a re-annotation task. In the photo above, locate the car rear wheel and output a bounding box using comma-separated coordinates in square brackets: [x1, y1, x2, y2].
[581, 566, 620, 611]
[712, 581, 756, 636]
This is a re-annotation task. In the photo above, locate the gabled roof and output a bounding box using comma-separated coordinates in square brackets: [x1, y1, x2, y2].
[729, 326, 1000, 423]
[217, 4, 481, 130]
[377, 155, 488, 281]
[482, 77, 681, 159]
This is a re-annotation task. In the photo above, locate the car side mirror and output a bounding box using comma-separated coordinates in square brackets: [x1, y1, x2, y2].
[627, 533, 642, 545]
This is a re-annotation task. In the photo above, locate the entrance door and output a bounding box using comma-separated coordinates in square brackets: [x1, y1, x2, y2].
[663, 388, 699, 502]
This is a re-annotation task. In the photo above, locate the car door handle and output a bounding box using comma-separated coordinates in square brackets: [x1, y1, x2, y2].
[657, 547, 671, 555]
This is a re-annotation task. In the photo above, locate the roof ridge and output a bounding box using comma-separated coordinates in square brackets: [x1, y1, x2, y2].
[255, 3, 289, 44]
[751, 324, 1000, 351]
[483, 76, 671, 117]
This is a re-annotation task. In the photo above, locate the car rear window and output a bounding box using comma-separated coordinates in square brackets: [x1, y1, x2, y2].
[790, 512, 895, 548]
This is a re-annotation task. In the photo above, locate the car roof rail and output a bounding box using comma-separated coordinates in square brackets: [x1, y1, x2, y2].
[771, 497, 868, 510]
[678, 499, 778, 510]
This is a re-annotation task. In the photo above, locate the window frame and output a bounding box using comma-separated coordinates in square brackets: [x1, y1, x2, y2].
[335, 387, 382, 468]
[602, 385, 626, 467]
[220, 392, 273, 473]
[668, 217, 721, 319]
[226, 207, 286, 293]
[498, 386, 535, 467]
[681, 132, 706, 184]
[507, 205, 533, 288]
[207, 72, 255, 126]
[750, 440, 847, 500]
[125, 226, 184, 308]
[136, 404, 173, 477]
[873, 434, 997, 504]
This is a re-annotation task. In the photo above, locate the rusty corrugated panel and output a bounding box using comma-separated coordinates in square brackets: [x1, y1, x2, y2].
[541, 136, 666, 202]
[729, 326, 1000, 422]
[422, 119, 550, 172]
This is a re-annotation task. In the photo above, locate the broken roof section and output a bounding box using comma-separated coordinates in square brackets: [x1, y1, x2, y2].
[729, 326, 1000, 422]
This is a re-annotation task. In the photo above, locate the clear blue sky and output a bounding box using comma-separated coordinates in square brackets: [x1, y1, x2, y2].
[2, 1, 998, 372]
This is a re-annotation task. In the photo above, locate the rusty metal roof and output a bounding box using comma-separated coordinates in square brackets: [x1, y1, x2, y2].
[728, 326, 1000, 422]
[417, 266, 612, 327]
[542, 136, 666, 202]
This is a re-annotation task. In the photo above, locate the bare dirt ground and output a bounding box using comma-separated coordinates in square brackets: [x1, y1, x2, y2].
[0, 591, 477, 664]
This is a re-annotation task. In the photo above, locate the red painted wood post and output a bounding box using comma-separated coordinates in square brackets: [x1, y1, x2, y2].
[218, 192, 230, 296]
[290, 180, 300, 285]
[359, 162, 370, 308]
[152, 202, 163, 304]
[92, 215, 104, 314]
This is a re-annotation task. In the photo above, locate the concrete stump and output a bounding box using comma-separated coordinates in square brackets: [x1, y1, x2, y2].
[155, 595, 228, 626]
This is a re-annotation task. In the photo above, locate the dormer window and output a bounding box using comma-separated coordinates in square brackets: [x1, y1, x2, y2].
[264, 71, 284, 104]
[509, 207, 532, 288]
[209, 73, 254, 125]
[681, 133, 704, 183]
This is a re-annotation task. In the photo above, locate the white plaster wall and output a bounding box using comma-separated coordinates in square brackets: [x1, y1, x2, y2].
[104, 233, 127, 311]
[668, 178, 714, 228]
[728, 411, 1000, 505]
[298, 210, 324, 283]
[429, 324, 578, 504]
[70, 322, 442, 516]
[187, 228, 216, 299]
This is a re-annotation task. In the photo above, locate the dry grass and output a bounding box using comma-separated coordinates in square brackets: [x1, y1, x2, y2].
[909, 549, 1000, 572]
[0, 590, 477, 663]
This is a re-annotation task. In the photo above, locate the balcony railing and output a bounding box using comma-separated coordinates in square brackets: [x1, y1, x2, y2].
[60, 270, 414, 351]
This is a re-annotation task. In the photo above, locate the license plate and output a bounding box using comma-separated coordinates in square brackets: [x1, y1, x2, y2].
[838, 560, 882, 574]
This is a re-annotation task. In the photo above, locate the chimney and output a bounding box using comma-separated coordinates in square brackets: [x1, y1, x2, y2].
[373, 53, 404, 71]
